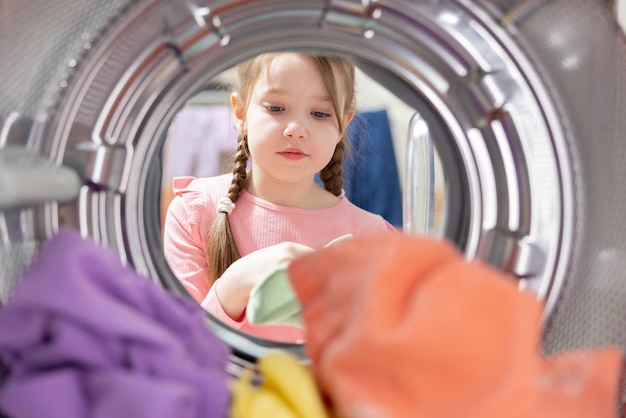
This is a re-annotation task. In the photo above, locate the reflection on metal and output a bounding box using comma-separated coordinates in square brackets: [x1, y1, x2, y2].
[499, 0, 550, 26]
[0, 147, 81, 209]
[0, 113, 26, 148]
[403, 113, 436, 235]
[189, 4, 231, 46]
[0, 210, 39, 305]
[63, 142, 131, 193]
[321, 0, 383, 38]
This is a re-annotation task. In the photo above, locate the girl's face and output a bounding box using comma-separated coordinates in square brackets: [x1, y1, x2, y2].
[232, 54, 350, 186]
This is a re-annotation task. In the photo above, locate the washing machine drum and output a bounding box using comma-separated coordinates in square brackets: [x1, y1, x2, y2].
[1, 0, 625, 359]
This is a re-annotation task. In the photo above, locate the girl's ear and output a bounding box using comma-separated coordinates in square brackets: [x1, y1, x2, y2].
[231, 93, 246, 133]
[344, 108, 356, 126]
[338, 108, 356, 144]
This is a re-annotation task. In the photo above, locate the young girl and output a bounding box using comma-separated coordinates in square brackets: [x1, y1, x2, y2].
[163, 52, 397, 343]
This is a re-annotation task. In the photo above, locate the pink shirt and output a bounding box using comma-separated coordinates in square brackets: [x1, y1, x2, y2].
[163, 174, 398, 343]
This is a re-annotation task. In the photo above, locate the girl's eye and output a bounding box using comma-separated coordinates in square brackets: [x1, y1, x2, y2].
[267, 105, 283, 112]
[312, 111, 331, 118]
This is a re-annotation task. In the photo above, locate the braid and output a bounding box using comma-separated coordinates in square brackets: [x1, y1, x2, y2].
[227, 135, 250, 202]
[319, 140, 345, 196]
[312, 55, 354, 197]
[206, 135, 249, 284]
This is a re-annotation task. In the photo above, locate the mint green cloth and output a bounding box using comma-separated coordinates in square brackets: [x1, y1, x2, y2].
[246, 234, 353, 328]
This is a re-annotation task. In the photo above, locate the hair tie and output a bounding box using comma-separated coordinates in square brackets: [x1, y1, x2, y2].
[217, 196, 235, 214]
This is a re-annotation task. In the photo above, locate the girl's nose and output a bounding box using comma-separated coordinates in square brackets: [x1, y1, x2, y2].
[283, 120, 307, 139]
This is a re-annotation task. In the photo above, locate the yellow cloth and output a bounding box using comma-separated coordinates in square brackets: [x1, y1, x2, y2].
[230, 350, 329, 418]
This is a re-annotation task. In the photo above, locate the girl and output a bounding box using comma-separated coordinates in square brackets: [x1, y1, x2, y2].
[163, 52, 397, 343]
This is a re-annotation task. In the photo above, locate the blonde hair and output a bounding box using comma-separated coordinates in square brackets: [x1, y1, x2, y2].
[205, 52, 356, 284]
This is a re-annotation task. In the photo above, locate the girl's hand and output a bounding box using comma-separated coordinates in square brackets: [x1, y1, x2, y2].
[214, 242, 315, 320]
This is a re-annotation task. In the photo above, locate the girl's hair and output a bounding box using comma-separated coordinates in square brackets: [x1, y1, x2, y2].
[205, 52, 356, 284]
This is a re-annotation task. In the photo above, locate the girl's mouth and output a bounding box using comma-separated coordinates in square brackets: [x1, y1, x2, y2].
[278, 149, 307, 160]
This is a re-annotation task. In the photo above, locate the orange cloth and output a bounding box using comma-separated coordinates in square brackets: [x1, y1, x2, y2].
[287, 233, 623, 418]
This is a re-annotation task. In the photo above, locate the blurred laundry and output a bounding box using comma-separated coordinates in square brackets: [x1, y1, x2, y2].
[230, 350, 328, 418]
[287, 233, 623, 418]
[0, 228, 231, 418]
[1, 229, 622, 418]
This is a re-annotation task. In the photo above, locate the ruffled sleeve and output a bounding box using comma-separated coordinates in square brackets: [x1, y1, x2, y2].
[163, 177, 212, 304]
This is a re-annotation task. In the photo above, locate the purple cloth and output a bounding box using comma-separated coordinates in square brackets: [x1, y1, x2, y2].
[0, 228, 231, 418]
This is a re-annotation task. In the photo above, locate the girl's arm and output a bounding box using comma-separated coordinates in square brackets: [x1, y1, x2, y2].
[163, 195, 210, 303]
